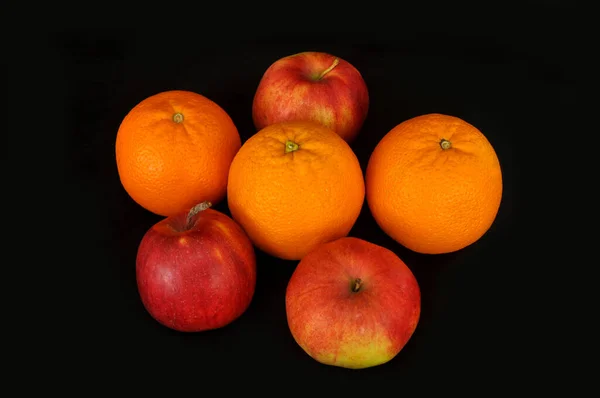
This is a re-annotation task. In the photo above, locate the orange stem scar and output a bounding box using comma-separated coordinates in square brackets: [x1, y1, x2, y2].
[285, 140, 300, 153]
[173, 113, 184, 123]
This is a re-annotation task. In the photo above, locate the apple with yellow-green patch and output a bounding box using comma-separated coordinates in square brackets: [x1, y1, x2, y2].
[285, 237, 420, 369]
[252, 51, 369, 143]
[136, 201, 256, 332]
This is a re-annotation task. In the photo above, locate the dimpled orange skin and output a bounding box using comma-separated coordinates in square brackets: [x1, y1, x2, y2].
[366, 113, 503, 254]
[227, 120, 365, 261]
[115, 90, 241, 217]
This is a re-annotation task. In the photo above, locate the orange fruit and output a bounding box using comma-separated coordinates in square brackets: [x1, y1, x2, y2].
[115, 90, 241, 217]
[227, 120, 365, 261]
[366, 113, 503, 254]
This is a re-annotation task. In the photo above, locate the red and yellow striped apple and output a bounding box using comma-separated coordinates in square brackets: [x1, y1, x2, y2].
[285, 237, 420, 369]
[252, 51, 369, 143]
[136, 201, 256, 332]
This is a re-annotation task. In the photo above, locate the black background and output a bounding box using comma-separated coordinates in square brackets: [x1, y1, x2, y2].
[32, 0, 583, 390]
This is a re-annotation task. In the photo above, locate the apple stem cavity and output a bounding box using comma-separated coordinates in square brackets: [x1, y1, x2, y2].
[185, 201, 212, 230]
[440, 138, 452, 150]
[316, 57, 340, 80]
[351, 278, 363, 293]
[285, 140, 300, 153]
[173, 112, 184, 124]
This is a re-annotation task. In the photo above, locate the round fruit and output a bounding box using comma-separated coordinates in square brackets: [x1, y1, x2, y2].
[136, 202, 257, 332]
[285, 237, 421, 369]
[252, 51, 369, 143]
[115, 90, 241, 217]
[366, 113, 503, 254]
[227, 120, 365, 261]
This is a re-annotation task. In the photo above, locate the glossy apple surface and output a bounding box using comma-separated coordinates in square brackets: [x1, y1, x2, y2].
[136, 202, 256, 332]
[252, 51, 369, 143]
[285, 237, 420, 369]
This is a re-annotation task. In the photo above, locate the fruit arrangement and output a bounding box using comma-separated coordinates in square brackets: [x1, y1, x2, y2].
[115, 51, 503, 370]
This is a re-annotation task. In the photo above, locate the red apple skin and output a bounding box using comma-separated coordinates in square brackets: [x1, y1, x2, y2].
[136, 203, 257, 333]
[285, 237, 420, 369]
[252, 51, 369, 143]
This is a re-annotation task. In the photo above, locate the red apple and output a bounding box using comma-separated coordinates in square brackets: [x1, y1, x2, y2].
[136, 201, 256, 332]
[285, 237, 420, 369]
[252, 51, 369, 143]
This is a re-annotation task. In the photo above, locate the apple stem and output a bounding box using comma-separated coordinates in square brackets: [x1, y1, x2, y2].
[185, 201, 212, 229]
[351, 278, 363, 293]
[316, 57, 340, 80]
[440, 139, 452, 150]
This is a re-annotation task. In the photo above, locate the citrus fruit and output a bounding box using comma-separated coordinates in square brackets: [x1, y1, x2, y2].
[115, 90, 241, 217]
[227, 120, 365, 260]
[366, 113, 503, 254]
